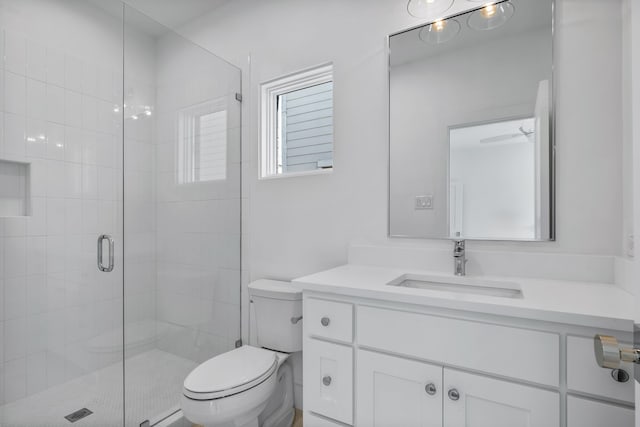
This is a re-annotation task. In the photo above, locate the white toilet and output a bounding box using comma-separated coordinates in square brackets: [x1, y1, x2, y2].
[181, 280, 302, 427]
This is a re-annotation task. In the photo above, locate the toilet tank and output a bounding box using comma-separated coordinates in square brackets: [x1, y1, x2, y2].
[249, 280, 302, 353]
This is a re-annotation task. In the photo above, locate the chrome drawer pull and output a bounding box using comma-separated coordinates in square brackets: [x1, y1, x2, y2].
[322, 376, 332, 386]
[448, 388, 460, 401]
[321, 317, 330, 327]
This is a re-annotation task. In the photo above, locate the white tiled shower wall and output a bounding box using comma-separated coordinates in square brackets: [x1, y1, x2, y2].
[152, 30, 242, 363]
[0, 0, 157, 405]
[0, 26, 123, 406]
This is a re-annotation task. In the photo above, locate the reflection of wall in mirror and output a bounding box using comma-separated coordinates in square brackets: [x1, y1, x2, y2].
[389, 25, 551, 238]
[449, 118, 536, 240]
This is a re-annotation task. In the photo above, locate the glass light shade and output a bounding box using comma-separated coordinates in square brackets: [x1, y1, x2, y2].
[407, 0, 455, 18]
[419, 19, 461, 44]
[467, 2, 514, 30]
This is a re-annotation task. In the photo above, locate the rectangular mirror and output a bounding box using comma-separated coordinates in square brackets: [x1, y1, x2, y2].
[389, 0, 554, 241]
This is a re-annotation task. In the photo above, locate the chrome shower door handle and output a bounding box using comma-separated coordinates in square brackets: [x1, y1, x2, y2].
[97, 234, 114, 272]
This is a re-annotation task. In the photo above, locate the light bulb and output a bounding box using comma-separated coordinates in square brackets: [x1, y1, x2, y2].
[419, 18, 461, 44]
[481, 4, 497, 18]
[433, 19, 446, 32]
[467, 1, 514, 31]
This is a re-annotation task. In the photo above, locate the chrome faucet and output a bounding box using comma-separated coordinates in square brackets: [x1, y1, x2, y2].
[453, 240, 466, 276]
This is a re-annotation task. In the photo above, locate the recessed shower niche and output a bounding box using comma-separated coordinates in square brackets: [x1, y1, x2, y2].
[0, 159, 30, 217]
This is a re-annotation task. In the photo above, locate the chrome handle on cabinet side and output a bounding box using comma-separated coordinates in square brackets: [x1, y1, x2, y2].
[425, 383, 437, 395]
[320, 317, 330, 327]
[322, 376, 332, 386]
[97, 234, 114, 272]
[448, 388, 460, 401]
[594, 334, 640, 369]
[290, 316, 303, 324]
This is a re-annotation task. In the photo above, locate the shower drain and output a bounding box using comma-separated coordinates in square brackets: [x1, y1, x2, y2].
[64, 408, 93, 423]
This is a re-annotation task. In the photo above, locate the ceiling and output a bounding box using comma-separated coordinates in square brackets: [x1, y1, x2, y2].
[122, 0, 230, 30]
[86, 0, 231, 37]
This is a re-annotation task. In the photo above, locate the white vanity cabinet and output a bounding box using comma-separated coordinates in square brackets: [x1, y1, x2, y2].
[302, 294, 634, 427]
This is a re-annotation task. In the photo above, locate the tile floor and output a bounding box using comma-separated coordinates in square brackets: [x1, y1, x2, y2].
[0, 349, 196, 427]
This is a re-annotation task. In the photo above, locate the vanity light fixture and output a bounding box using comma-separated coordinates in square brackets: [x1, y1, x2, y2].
[407, 0, 454, 18]
[467, 1, 514, 31]
[419, 18, 461, 44]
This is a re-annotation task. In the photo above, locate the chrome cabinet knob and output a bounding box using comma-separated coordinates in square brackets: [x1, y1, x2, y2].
[322, 375, 332, 386]
[321, 317, 330, 327]
[448, 388, 460, 401]
[425, 383, 437, 396]
[594, 334, 640, 369]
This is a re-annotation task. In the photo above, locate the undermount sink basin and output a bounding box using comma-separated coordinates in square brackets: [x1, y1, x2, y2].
[387, 274, 523, 299]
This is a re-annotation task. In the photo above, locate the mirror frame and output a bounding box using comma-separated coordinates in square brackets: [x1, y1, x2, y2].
[386, 0, 556, 242]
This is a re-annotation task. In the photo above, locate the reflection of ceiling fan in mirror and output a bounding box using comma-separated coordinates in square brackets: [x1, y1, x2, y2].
[480, 125, 535, 144]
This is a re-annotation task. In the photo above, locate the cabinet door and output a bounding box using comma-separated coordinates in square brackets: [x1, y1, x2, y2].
[443, 369, 559, 427]
[567, 396, 633, 427]
[356, 350, 442, 427]
[304, 339, 353, 425]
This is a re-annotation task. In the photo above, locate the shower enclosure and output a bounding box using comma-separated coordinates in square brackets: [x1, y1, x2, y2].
[0, 1, 242, 425]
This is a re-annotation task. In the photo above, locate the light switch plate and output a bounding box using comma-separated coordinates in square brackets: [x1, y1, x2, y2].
[415, 195, 433, 210]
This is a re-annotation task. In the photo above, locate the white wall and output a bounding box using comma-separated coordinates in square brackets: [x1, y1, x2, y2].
[451, 142, 535, 239]
[178, 0, 624, 278]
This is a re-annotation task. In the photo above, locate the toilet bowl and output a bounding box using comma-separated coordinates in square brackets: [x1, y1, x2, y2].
[181, 280, 301, 427]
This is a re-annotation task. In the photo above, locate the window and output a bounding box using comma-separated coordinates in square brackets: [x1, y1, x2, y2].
[177, 99, 227, 184]
[260, 64, 333, 178]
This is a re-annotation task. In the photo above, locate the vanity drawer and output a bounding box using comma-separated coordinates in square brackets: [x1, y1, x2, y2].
[357, 306, 559, 386]
[303, 338, 353, 425]
[304, 297, 353, 343]
[567, 336, 634, 403]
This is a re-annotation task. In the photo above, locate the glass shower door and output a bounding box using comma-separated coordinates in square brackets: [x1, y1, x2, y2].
[122, 6, 242, 426]
[0, 1, 125, 426]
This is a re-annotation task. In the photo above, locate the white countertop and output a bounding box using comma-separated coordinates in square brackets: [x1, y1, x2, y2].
[293, 264, 635, 331]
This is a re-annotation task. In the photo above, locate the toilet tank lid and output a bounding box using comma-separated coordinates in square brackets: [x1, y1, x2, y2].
[249, 279, 302, 301]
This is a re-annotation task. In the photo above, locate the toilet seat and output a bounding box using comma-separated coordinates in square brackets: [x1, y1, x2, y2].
[183, 346, 278, 401]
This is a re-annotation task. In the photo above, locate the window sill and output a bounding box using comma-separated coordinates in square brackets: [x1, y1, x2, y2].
[259, 168, 333, 181]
